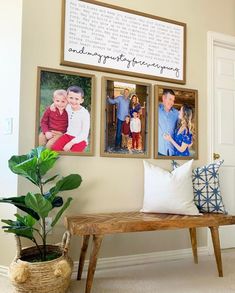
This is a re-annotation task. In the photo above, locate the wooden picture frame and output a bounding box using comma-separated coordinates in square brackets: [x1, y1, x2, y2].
[154, 85, 198, 160]
[35, 67, 95, 156]
[101, 76, 151, 158]
[61, 0, 186, 84]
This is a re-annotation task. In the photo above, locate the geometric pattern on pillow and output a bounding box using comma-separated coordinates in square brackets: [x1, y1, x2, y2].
[171, 160, 227, 214]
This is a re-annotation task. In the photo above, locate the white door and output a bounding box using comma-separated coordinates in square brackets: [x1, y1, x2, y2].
[209, 32, 235, 248]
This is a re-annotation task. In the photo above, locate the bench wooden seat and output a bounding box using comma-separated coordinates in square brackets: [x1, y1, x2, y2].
[64, 212, 235, 293]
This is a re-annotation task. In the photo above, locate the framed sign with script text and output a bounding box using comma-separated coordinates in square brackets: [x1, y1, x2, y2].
[61, 0, 186, 84]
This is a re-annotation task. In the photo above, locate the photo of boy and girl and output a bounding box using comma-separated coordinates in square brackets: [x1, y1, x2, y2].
[103, 80, 150, 157]
[36, 69, 93, 154]
[156, 87, 198, 159]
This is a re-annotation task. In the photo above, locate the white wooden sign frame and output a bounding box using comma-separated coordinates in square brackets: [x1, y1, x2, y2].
[61, 0, 186, 84]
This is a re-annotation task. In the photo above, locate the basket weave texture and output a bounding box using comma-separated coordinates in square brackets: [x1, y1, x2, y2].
[9, 232, 73, 293]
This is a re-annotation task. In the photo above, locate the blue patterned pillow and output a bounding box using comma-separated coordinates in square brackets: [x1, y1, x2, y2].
[171, 160, 226, 214]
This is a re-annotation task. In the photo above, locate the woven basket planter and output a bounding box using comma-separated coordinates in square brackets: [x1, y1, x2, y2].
[9, 231, 73, 293]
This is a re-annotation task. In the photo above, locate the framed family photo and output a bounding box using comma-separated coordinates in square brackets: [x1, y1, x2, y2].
[35, 67, 95, 156]
[101, 77, 151, 158]
[154, 85, 198, 160]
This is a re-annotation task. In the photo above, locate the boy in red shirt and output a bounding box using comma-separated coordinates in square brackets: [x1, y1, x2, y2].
[39, 89, 68, 149]
[121, 115, 131, 149]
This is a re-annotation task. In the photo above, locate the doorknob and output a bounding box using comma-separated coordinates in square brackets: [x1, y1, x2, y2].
[213, 153, 220, 160]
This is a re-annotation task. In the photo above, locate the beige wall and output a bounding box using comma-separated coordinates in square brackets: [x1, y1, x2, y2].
[2, 0, 235, 266]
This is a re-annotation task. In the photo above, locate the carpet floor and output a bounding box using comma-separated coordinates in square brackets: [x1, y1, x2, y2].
[1, 249, 235, 292]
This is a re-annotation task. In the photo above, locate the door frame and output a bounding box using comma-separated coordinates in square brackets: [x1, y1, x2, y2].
[207, 31, 235, 252]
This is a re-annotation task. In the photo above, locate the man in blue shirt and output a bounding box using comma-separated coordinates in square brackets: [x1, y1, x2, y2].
[107, 88, 130, 148]
[158, 89, 179, 156]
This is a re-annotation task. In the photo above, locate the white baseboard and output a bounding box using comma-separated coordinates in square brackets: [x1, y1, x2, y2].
[0, 247, 209, 279]
[0, 266, 8, 277]
[71, 246, 209, 279]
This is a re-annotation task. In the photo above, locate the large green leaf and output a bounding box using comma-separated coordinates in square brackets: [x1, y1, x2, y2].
[8, 156, 39, 185]
[0, 196, 25, 204]
[8, 147, 59, 185]
[49, 174, 82, 198]
[57, 174, 82, 191]
[51, 197, 73, 227]
[2, 219, 17, 226]
[25, 193, 52, 218]
[38, 148, 59, 176]
[3, 227, 34, 240]
[1, 219, 34, 240]
[8, 154, 28, 174]
[15, 214, 36, 227]
[0, 196, 40, 220]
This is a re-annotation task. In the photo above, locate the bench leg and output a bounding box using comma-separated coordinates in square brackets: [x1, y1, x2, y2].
[77, 235, 90, 280]
[85, 234, 103, 293]
[189, 227, 198, 264]
[209, 226, 223, 277]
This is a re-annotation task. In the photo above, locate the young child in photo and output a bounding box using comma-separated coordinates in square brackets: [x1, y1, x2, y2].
[130, 111, 141, 150]
[51, 85, 90, 152]
[39, 89, 68, 149]
[121, 115, 131, 149]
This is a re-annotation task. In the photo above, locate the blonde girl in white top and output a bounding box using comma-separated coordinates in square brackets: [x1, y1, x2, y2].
[130, 111, 141, 150]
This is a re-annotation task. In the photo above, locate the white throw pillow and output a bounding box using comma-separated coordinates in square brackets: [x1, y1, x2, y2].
[141, 160, 200, 215]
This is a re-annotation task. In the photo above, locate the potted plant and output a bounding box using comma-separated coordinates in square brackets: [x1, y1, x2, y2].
[0, 146, 82, 293]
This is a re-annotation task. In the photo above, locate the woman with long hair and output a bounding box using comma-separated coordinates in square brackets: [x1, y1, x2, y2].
[163, 104, 193, 156]
[129, 94, 141, 117]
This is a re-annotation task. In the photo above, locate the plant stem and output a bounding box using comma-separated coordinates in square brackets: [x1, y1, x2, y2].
[45, 228, 52, 237]
[38, 171, 44, 198]
[33, 228, 44, 242]
[42, 217, 47, 261]
[33, 237, 43, 261]
[37, 164, 47, 260]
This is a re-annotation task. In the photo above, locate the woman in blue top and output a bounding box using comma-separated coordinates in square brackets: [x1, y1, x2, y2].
[163, 104, 193, 156]
[129, 94, 141, 118]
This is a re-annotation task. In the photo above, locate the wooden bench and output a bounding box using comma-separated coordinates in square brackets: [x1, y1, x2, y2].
[64, 212, 235, 293]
